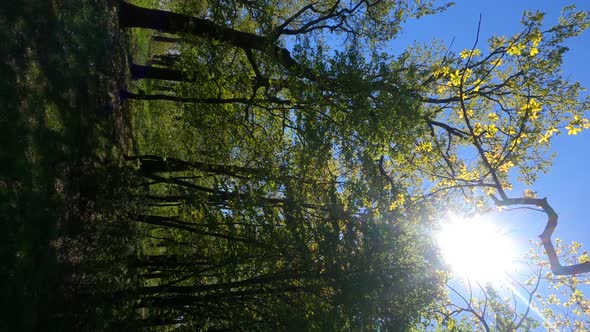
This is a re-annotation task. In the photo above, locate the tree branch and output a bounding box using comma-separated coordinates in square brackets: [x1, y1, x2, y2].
[491, 195, 590, 275]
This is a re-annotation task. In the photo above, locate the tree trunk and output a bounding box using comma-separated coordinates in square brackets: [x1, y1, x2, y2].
[137, 271, 312, 296]
[134, 214, 269, 248]
[118, 1, 319, 82]
[147, 54, 180, 67]
[121, 90, 266, 104]
[119, 1, 268, 49]
[125, 154, 190, 173]
[152, 35, 182, 43]
[133, 255, 207, 268]
[152, 83, 176, 92]
[139, 285, 308, 308]
[136, 194, 186, 203]
[130, 64, 191, 82]
[124, 154, 261, 177]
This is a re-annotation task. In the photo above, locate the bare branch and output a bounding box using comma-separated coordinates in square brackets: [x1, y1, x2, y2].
[425, 117, 469, 138]
[377, 156, 396, 193]
[273, 2, 319, 35]
[491, 195, 590, 275]
[514, 267, 543, 330]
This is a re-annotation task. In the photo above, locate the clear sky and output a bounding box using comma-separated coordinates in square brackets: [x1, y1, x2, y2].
[390, 0, 590, 259]
[388, 1, 590, 326]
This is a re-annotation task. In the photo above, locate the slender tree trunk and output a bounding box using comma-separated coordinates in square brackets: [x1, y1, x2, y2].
[133, 255, 208, 268]
[147, 57, 180, 68]
[135, 194, 186, 203]
[121, 90, 269, 104]
[137, 171, 320, 210]
[122, 314, 187, 329]
[119, 1, 268, 49]
[153, 54, 180, 66]
[134, 214, 269, 248]
[141, 173, 216, 193]
[137, 271, 313, 295]
[152, 35, 182, 43]
[124, 154, 337, 187]
[125, 154, 262, 177]
[130, 63, 191, 82]
[139, 285, 309, 308]
[153, 83, 176, 92]
[149, 202, 181, 207]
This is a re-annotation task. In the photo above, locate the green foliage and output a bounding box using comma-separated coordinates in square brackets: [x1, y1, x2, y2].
[119, 0, 590, 329]
[119, 0, 457, 329]
[401, 5, 590, 207]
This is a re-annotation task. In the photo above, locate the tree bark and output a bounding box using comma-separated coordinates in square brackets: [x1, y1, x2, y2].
[119, 1, 268, 50]
[491, 195, 590, 275]
[137, 271, 312, 296]
[121, 90, 279, 105]
[152, 35, 182, 43]
[133, 255, 208, 268]
[152, 83, 176, 92]
[136, 194, 186, 203]
[138, 285, 310, 308]
[130, 64, 191, 82]
[118, 1, 319, 82]
[134, 214, 269, 248]
[148, 54, 180, 67]
[125, 154, 263, 177]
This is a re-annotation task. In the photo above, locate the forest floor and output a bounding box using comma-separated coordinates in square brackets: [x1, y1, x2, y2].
[0, 1, 139, 330]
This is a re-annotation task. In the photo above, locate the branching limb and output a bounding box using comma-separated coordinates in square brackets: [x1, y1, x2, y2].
[491, 195, 590, 275]
[447, 282, 491, 332]
[513, 267, 543, 330]
[425, 117, 469, 138]
[377, 156, 396, 193]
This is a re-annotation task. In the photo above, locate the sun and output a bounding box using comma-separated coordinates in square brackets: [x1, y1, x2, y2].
[435, 213, 517, 283]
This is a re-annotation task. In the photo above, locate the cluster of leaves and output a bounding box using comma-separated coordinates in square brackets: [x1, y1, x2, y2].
[526, 240, 590, 331]
[401, 6, 590, 205]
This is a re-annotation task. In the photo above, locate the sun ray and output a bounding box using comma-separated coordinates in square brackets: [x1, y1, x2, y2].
[506, 283, 550, 328]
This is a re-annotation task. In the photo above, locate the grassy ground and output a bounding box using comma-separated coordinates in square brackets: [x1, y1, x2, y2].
[0, 1, 136, 330]
[124, 0, 186, 158]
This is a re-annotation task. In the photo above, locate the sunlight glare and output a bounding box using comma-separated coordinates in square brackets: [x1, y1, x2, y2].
[436, 214, 517, 283]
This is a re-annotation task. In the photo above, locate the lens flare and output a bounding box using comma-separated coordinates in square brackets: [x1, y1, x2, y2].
[436, 213, 517, 283]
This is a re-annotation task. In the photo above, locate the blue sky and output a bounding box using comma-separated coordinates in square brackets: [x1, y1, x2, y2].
[389, 0, 590, 326]
[391, 0, 590, 257]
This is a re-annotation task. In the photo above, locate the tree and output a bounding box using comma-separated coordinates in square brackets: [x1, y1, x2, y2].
[123, 151, 444, 330]
[396, 7, 590, 275]
[116, 0, 590, 329]
[117, 0, 444, 155]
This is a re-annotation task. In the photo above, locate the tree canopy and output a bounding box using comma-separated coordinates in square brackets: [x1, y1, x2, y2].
[115, 0, 590, 329]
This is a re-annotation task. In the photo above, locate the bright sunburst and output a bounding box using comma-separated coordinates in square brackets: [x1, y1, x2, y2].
[436, 213, 517, 283]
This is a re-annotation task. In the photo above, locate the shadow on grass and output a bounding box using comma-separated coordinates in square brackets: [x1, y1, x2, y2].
[1, 1, 136, 330]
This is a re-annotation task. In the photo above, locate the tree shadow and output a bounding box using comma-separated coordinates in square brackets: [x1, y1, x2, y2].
[0, 1, 135, 330]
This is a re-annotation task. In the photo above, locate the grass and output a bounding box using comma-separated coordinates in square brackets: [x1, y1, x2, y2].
[0, 1, 136, 330]
[125, 17, 183, 156]
[127, 26, 155, 151]
[0, 0, 190, 328]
